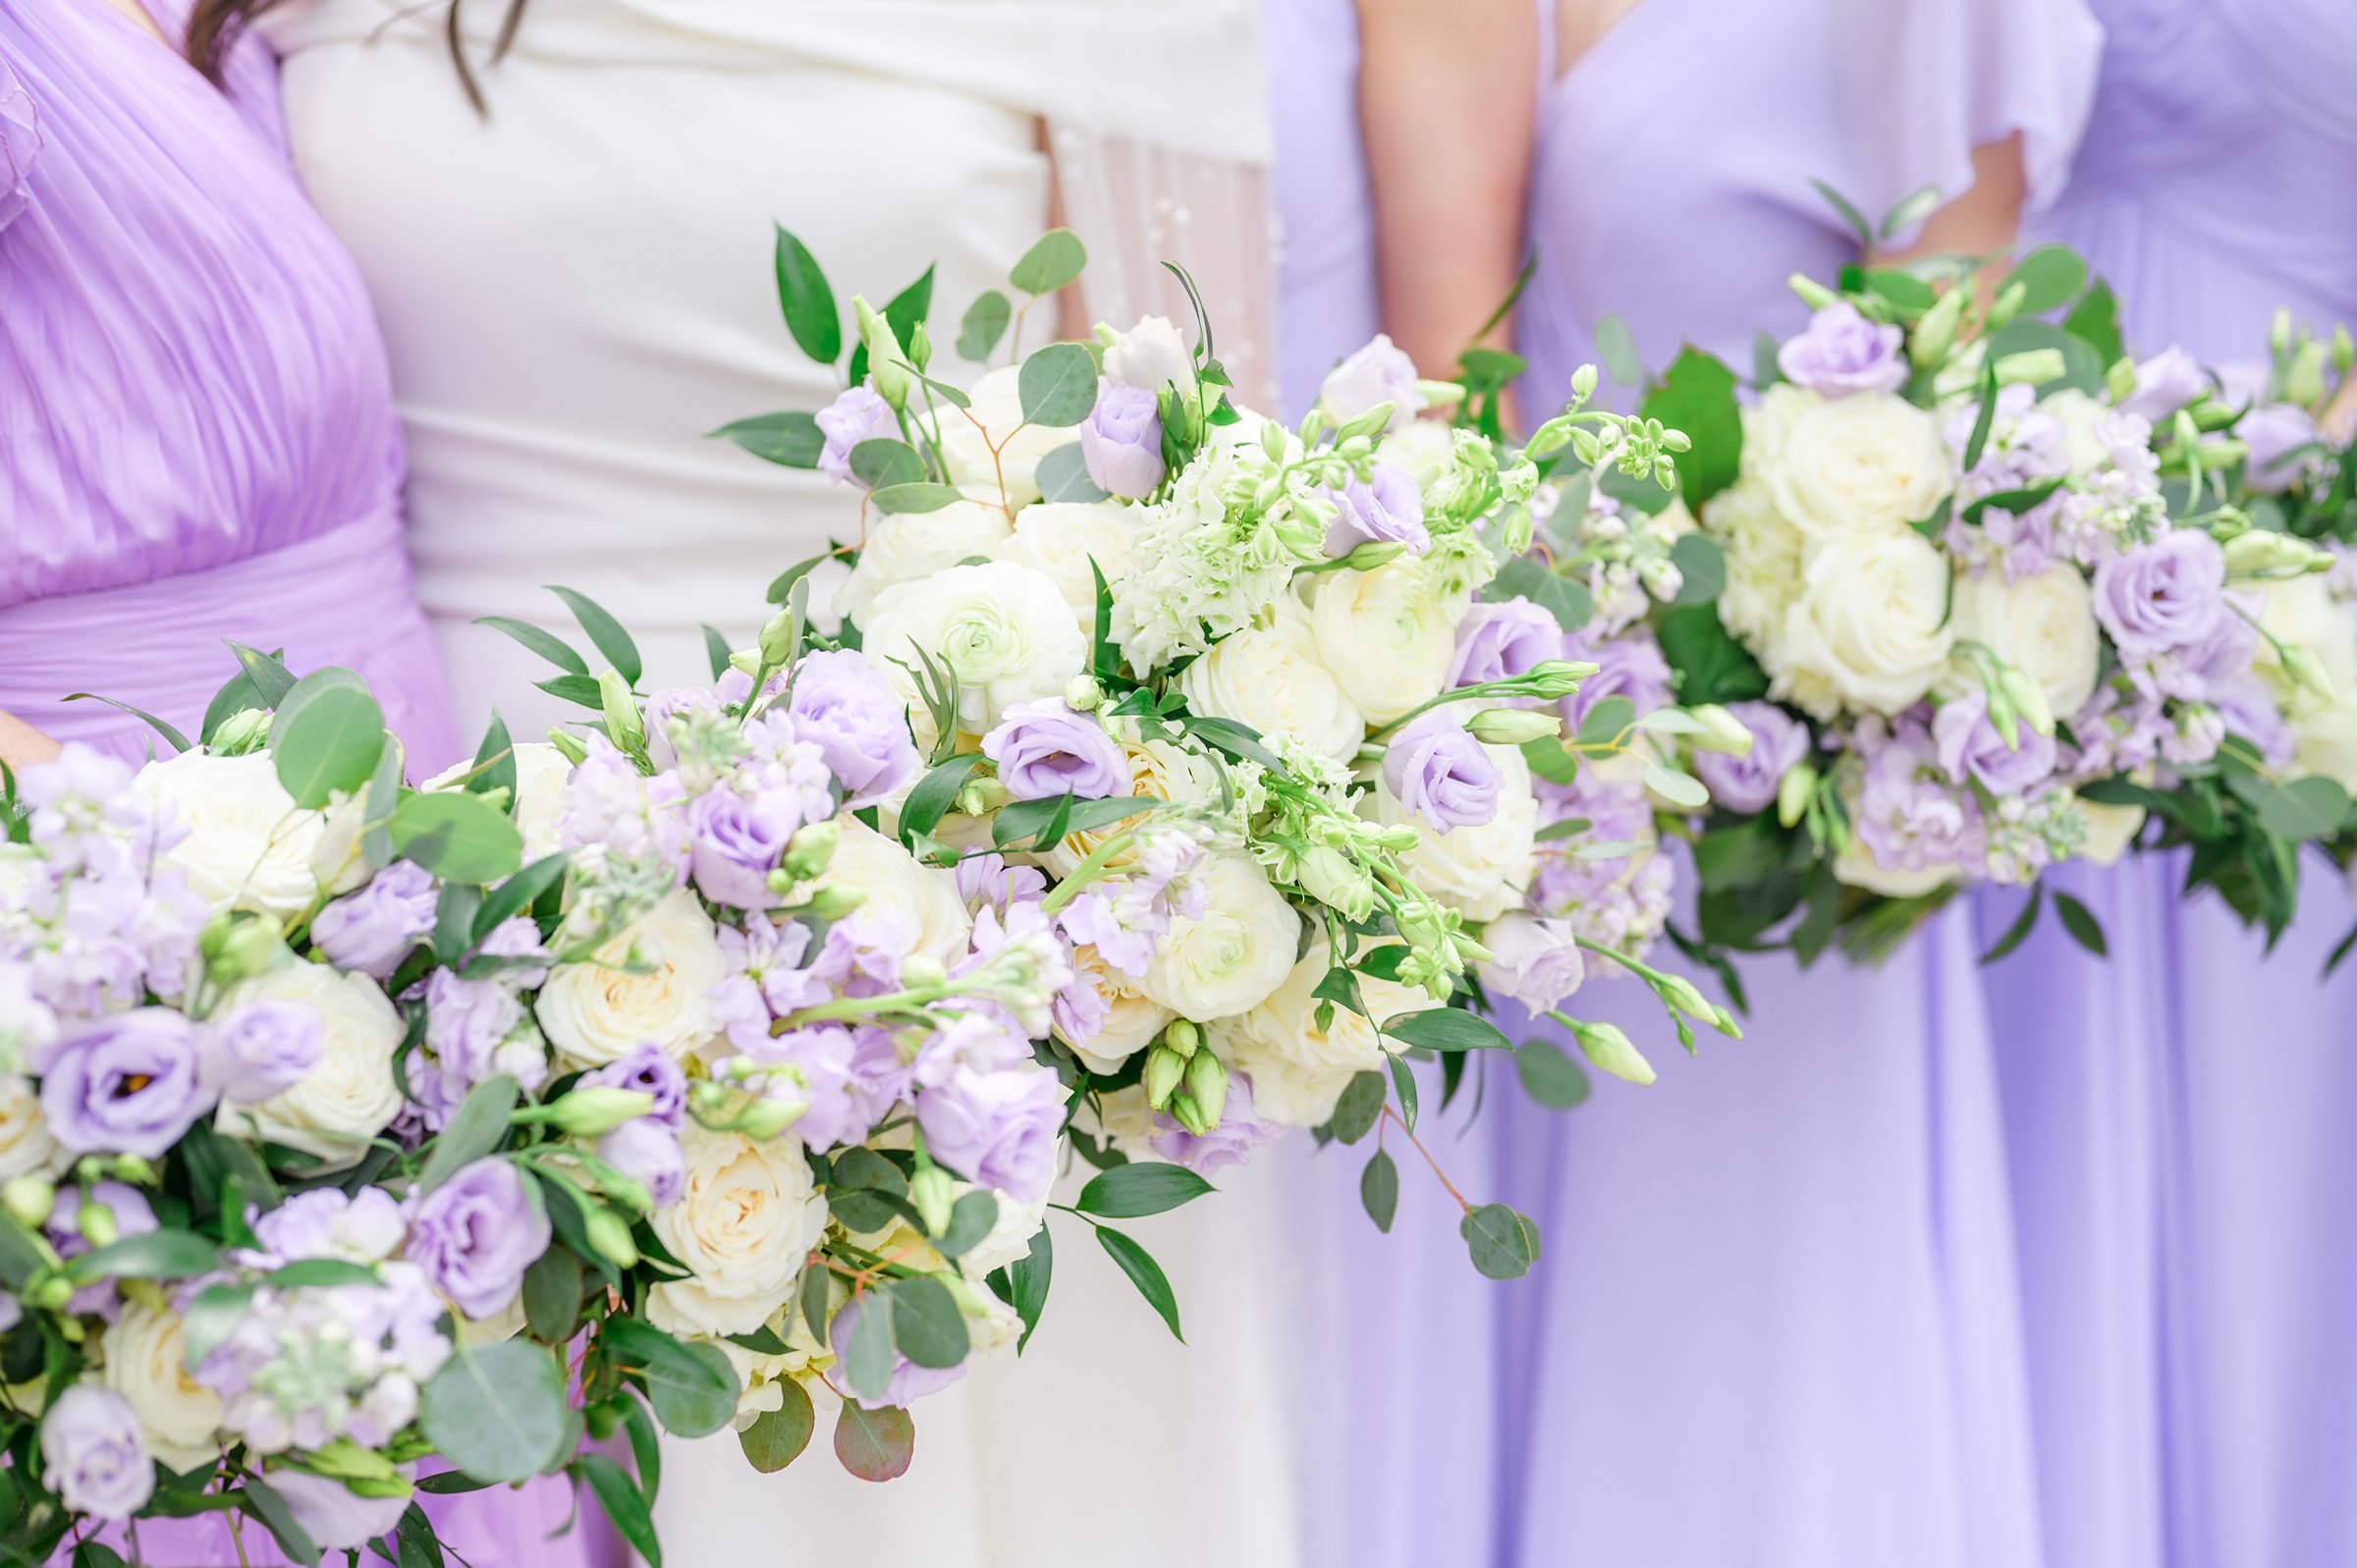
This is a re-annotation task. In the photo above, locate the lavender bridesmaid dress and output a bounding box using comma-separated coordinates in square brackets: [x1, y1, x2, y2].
[0, 0, 460, 776]
[2, 4, 582, 1561]
[1979, 6, 2357, 1563]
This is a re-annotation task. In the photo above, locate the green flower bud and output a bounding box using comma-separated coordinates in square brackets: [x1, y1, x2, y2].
[595, 1170, 653, 1216]
[1569, 363, 1599, 403]
[1570, 1020, 1656, 1086]
[956, 776, 1012, 818]
[3, 1175, 54, 1231]
[546, 729, 589, 767]
[1655, 974, 1716, 1023]
[582, 1206, 639, 1270]
[1910, 287, 1966, 369]
[1776, 760, 1818, 830]
[2272, 307, 2294, 360]
[202, 911, 286, 988]
[1343, 539, 1410, 572]
[1984, 679, 2020, 752]
[545, 1087, 655, 1138]
[1999, 668, 2055, 739]
[757, 609, 798, 672]
[1180, 1050, 1228, 1128]
[2287, 341, 2330, 409]
[1335, 403, 1397, 444]
[2105, 356, 2139, 403]
[907, 319, 934, 374]
[735, 1093, 806, 1143]
[1786, 273, 1839, 311]
[1987, 279, 2028, 331]
[780, 819, 841, 883]
[1688, 704, 1756, 757]
[1164, 1018, 1203, 1059]
[1519, 660, 1595, 700]
[1141, 1044, 1185, 1111]
[854, 296, 912, 410]
[1465, 708, 1562, 746]
[76, 1194, 119, 1250]
[802, 885, 867, 922]
[27, 1273, 76, 1313]
[2332, 326, 2353, 379]
[1994, 349, 2065, 388]
[2222, 527, 2328, 578]
[107, 1157, 158, 1188]
[208, 707, 273, 757]
[901, 955, 951, 994]
[908, 1166, 956, 1238]
[2283, 643, 2336, 702]
[1065, 675, 1105, 713]
[597, 669, 646, 756]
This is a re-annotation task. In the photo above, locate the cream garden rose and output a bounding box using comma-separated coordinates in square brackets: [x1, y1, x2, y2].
[862, 562, 1088, 731]
[932, 366, 1069, 509]
[135, 751, 331, 919]
[216, 963, 405, 1169]
[1710, 479, 1808, 652]
[2078, 793, 2147, 866]
[1054, 945, 1176, 1073]
[1212, 939, 1437, 1126]
[418, 741, 571, 861]
[1762, 389, 1950, 541]
[1948, 565, 2102, 719]
[646, 1123, 827, 1336]
[1180, 599, 1366, 763]
[1367, 738, 1539, 922]
[1138, 852, 1301, 1021]
[838, 499, 1014, 625]
[99, 1303, 225, 1471]
[806, 818, 971, 966]
[1306, 557, 1462, 725]
[0, 1074, 65, 1179]
[994, 501, 1143, 633]
[1775, 530, 1955, 719]
[539, 888, 726, 1066]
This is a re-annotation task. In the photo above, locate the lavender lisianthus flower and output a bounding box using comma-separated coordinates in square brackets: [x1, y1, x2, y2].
[980, 699, 1127, 801]
[2092, 530, 2226, 661]
[1152, 1069, 1283, 1174]
[1560, 629, 1674, 729]
[913, 1018, 1065, 1203]
[1382, 711, 1502, 831]
[710, 915, 831, 1052]
[1854, 719, 1984, 875]
[310, 860, 437, 980]
[685, 786, 811, 909]
[1449, 598, 1562, 691]
[1693, 701, 1811, 814]
[32, 1009, 213, 1158]
[1322, 460, 1431, 559]
[2239, 402, 2326, 495]
[39, 1386, 153, 1521]
[1474, 913, 1585, 1013]
[1318, 334, 1424, 432]
[405, 1158, 551, 1320]
[1933, 690, 2060, 796]
[1777, 301, 1907, 397]
[272, 1468, 415, 1552]
[199, 1000, 322, 1106]
[1078, 381, 1167, 499]
[815, 385, 900, 486]
[787, 649, 920, 808]
[583, 1044, 687, 1128]
[596, 1118, 685, 1208]
[410, 969, 544, 1130]
[2118, 346, 2207, 421]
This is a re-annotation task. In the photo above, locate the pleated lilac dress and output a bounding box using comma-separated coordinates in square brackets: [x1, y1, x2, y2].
[0, 0, 460, 775]
[1980, 5, 2357, 1563]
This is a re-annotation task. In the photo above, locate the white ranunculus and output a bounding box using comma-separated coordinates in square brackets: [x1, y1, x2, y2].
[995, 501, 1143, 633]
[1138, 853, 1301, 1021]
[0, 1074, 66, 1179]
[1040, 738, 1220, 879]
[646, 1123, 826, 1336]
[422, 741, 572, 861]
[1763, 390, 1950, 541]
[1102, 315, 1193, 396]
[1831, 828, 1958, 898]
[216, 964, 404, 1169]
[2076, 793, 2146, 866]
[1375, 419, 1458, 486]
[932, 367, 1068, 509]
[135, 751, 331, 918]
[806, 818, 971, 966]
[863, 562, 1089, 732]
[1777, 531, 1955, 719]
[1948, 565, 2102, 720]
[1181, 599, 1367, 763]
[1212, 939, 1435, 1126]
[2257, 574, 2357, 696]
[1368, 738, 1540, 922]
[1054, 945, 1176, 1073]
[1708, 478, 1808, 654]
[1737, 383, 1817, 480]
[959, 1185, 1052, 1278]
[2290, 693, 2357, 793]
[538, 889, 726, 1067]
[1307, 558, 1462, 725]
[99, 1303, 224, 1472]
[837, 499, 1015, 627]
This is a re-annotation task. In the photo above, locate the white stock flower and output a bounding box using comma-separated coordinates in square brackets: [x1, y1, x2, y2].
[135, 751, 331, 918]
[1180, 599, 1367, 764]
[216, 964, 405, 1169]
[539, 888, 726, 1067]
[1948, 565, 2102, 719]
[995, 501, 1143, 633]
[806, 818, 971, 965]
[838, 500, 1014, 627]
[1138, 853, 1301, 1021]
[1776, 531, 1955, 719]
[1307, 557, 1462, 725]
[932, 367, 1068, 509]
[1368, 738, 1539, 922]
[1212, 939, 1435, 1126]
[863, 562, 1089, 732]
[646, 1123, 827, 1336]
[1761, 389, 1950, 541]
[1055, 946, 1176, 1073]
[0, 1074, 66, 1179]
[1102, 315, 1193, 395]
[422, 741, 572, 860]
[99, 1303, 225, 1472]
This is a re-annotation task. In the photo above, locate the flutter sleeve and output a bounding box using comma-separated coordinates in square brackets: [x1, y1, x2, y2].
[0, 58, 42, 234]
[1830, 0, 2107, 233]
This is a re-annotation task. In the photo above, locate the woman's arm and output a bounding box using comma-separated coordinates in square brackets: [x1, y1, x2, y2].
[0, 710, 61, 772]
[1356, 0, 1539, 378]
[1881, 134, 2029, 264]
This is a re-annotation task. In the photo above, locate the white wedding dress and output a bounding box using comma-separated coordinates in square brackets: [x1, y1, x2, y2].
[257, 2, 1310, 1563]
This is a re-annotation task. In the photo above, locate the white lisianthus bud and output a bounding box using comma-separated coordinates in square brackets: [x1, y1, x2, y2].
[802, 886, 867, 921]
[1994, 349, 2066, 387]
[2222, 530, 2330, 577]
[597, 670, 645, 755]
[735, 1090, 807, 1143]
[199, 911, 285, 987]
[757, 610, 797, 671]
[1571, 1020, 1656, 1086]
[1065, 675, 1105, 713]
[546, 729, 588, 766]
[900, 955, 951, 994]
[2287, 342, 2330, 408]
[1987, 280, 2028, 330]
[2105, 355, 2139, 404]
[76, 1195, 119, 1249]
[583, 1206, 640, 1270]
[1910, 288, 1965, 369]
[2272, 307, 2294, 360]
[546, 1088, 655, 1138]
[3, 1176, 55, 1231]
[1569, 363, 1599, 403]
[1519, 661, 1592, 701]
[907, 319, 934, 374]
[2333, 326, 2354, 378]
[780, 820, 840, 883]
[2282, 643, 2336, 701]
[1466, 708, 1562, 746]
[908, 1165, 956, 1237]
[1343, 539, 1410, 571]
[1179, 1050, 1228, 1128]
[1999, 667, 2055, 738]
[854, 296, 912, 409]
[1141, 1044, 1185, 1111]
[1164, 1019, 1203, 1059]
[1777, 760, 1818, 829]
[209, 708, 272, 756]
[1654, 975, 1715, 1023]
[1688, 705, 1756, 756]
[1787, 273, 1839, 311]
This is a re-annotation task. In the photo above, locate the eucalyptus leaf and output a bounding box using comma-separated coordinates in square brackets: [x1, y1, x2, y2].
[1008, 228, 1086, 297]
[2257, 776, 2349, 840]
[869, 481, 964, 514]
[1670, 532, 1727, 606]
[849, 438, 925, 492]
[1036, 442, 1111, 503]
[1358, 1149, 1398, 1233]
[957, 290, 1013, 362]
[738, 1379, 815, 1474]
[270, 670, 386, 810]
[604, 1319, 740, 1438]
[886, 1276, 969, 1370]
[2006, 243, 2089, 316]
[833, 1403, 915, 1483]
[1515, 1039, 1591, 1109]
[390, 791, 524, 885]
[1460, 1203, 1542, 1281]
[1593, 312, 1643, 388]
[1016, 342, 1097, 428]
[712, 411, 824, 469]
[419, 1339, 570, 1485]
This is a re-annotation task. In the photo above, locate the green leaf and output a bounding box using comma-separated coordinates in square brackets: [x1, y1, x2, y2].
[1384, 1006, 1512, 1053]
[1657, 604, 1770, 704]
[472, 616, 588, 677]
[1639, 347, 1741, 507]
[421, 1340, 571, 1483]
[713, 411, 825, 468]
[2006, 243, 2088, 316]
[1094, 1225, 1182, 1341]
[199, 662, 271, 744]
[836, 1292, 895, 1402]
[1521, 736, 1581, 785]
[1809, 179, 1875, 247]
[1075, 1162, 1215, 1219]
[958, 290, 1013, 362]
[767, 548, 840, 606]
[264, 1259, 378, 1289]
[1877, 185, 1945, 241]
[68, 1227, 218, 1283]
[2052, 890, 2110, 957]
[2258, 776, 2350, 840]
[1986, 320, 2106, 396]
[1008, 228, 1087, 297]
[521, 1245, 582, 1342]
[869, 481, 964, 514]
[1593, 312, 1643, 388]
[392, 1502, 447, 1568]
[269, 670, 387, 810]
[1017, 343, 1097, 428]
[472, 853, 572, 946]
[934, 1190, 1000, 1260]
[2062, 278, 2123, 366]
[849, 438, 925, 492]
[1460, 1203, 1542, 1280]
[1490, 558, 1594, 633]
[59, 694, 191, 754]
[738, 1379, 816, 1474]
[1515, 1039, 1592, 1109]
[1962, 359, 2001, 471]
[1388, 1053, 1420, 1133]
[415, 1075, 518, 1196]
[73, 1541, 129, 1568]
[1645, 761, 1711, 811]
[579, 1452, 660, 1568]
[1329, 1070, 1386, 1144]
[179, 1281, 255, 1364]
[994, 793, 1156, 851]
[1978, 884, 2045, 966]
[1577, 694, 1636, 747]
[225, 641, 299, 707]
[603, 1319, 741, 1438]
[1005, 1224, 1051, 1352]
[235, 1477, 322, 1565]
[772, 225, 842, 365]
[886, 1276, 969, 1370]
[1670, 532, 1727, 606]
[1863, 269, 1940, 315]
[466, 710, 520, 810]
[544, 585, 642, 686]
[390, 791, 524, 885]
[832, 1403, 916, 1483]
[897, 756, 984, 848]
[1358, 1149, 1398, 1233]
[702, 624, 736, 681]
[1036, 442, 1111, 504]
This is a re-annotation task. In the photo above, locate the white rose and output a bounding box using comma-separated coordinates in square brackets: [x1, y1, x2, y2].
[1948, 566, 2101, 719]
[1138, 853, 1301, 1020]
[1053, 945, 1175, 1073]
[1367, 738, 1539, 922]
[2291, 694, 2357, 793]
[538, 889, 725, 1067]
[837, 499, 1014, 626]
[2258, 575, 2357, 696]
[1102, 315, 1193, 395]
[959, 1185, 1052, 1278]
[1831, 829, 1958, 898]
[421, 741, 571, 861]
[862, 562, 1088, 731]
[1763, 390, 1950, 541]
[135, 751, 330, 918]
[645, 1123, 827, 1336]
[1079, 1084, 1159, 1157]
[1375, 419, 1458, 486]
[0, 1074, 66, 1179]
[995, 501, 1143, 633]
[1738, 383, 1817, 479]
[1040, 738, 1220, 878]
[1180, 599, 1366, 763]
[99, 1303, 224, 1472]
[1211, 938, 1435, 1126]
[806, 818, 970, 966]
[1777, 531, 1955, 719]
[932, 367, 1067, 509]
[1708, 478, 1807, 653]
[216, 964, 405, 1169]
[1307, 558, 1462, 725]
[2076, 793, 2146, 867]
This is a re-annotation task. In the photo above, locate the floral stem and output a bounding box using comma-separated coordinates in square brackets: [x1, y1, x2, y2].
[1380, 1105, 1471, 1214]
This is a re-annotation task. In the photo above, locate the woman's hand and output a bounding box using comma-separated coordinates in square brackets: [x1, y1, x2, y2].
[0, 709, 62, 772]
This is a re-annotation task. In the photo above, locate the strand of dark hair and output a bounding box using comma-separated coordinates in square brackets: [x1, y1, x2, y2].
[186, 0, 528, 113]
